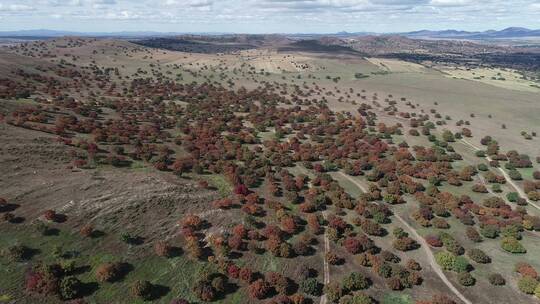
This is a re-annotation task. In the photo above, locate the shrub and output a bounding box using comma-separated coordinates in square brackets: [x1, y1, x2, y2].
[95, 262, 124, 282]
[300, 278, 321, 296]
[425, 235, 443, 247]
[432, 218, 449, 229]
[154, 241, 173, 257]
[248, 279, 271, 299]
[458, 272, 475, 286]
[444, 239, 464, 256]
[25, 263, 61, 295]
[342, 272, 369, 291]
[323, 282, 343, 303]
[452, 256, 470, 273]
[532, 284, 540, 301]
[392, 227, 408, 239]
[465, 227, 482, 242]
[480, 225, 499, 239]
[59, 276, 82, 300]
[507, 192, 519, 202]
[386, 276, 403, 290]
[4, 244, 31, 262]
[471, 184, 487, 193]
[266, 272, 289, 294]
[381, 250, 400, 263]
[509, 170, 522, 180]
[326, 252, 341, 265]
[501, 237, 526, 253]
[488, 273, 505, 286]
[343, 237, 362, 254]
[467, 248, 491, 264]
[435, 251, 455, 271]
[43, 210, 57, 222]
[392, 237, 418, 251]
[131, 280, 153, 300]
[407, 259, 421, 271]
[515, 262, 538, 278]
[377, 263, 393, 278]
[239, 267, 254, 283]
[80, 225, 94, 237]
[518, 276, 538, 294]
[193, 281, 216, 301]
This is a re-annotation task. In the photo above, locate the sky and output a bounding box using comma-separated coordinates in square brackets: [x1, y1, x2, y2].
[0, 0, 539, 33]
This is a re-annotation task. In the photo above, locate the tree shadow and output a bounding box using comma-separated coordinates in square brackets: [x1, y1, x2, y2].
[44, 228, 60, 236]
[0, 203, 20, 213]
[71, 265, 92, 276]
[148, 284, 171, 301]
[91, 230, 106, 238]
[79, 281, 99, 297]
[9, 216, 25, 224]
[169, 246, 183, 258]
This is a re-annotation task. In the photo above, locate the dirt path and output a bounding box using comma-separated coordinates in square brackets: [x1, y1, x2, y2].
[336, 172, 472, 304]
[461, 139, 540, 211]
[320, 210, 331, 304]
[392, 214, 472, 304]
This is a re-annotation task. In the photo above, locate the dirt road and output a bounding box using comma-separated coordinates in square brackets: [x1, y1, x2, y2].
[461, 139, 540, 211]
[336, 171, 472, 304]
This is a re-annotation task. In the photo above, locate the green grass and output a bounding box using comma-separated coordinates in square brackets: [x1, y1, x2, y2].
[203, 174, 233, 197]
[381, 292, 413, 304]
[0, 225, 248, 304]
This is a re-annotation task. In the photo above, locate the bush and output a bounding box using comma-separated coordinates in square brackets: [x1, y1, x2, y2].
[515, 262, 538, 278]
[452, 256, 470, 273]
[509, 170, 522, 180]
[507, 192, 519, 202]
[95, 262, 124, 282]
[480, 225, 499, 239]
[458, 272, 475, 286]
[4, 244, 31, 262]
[342, 272, 369, 291]
[265, 272, 289, 295]
[324, 282, 343, 303]
[488, 273, 505, 286]
[444, 239, 464, 256]
[343, 237, 362, 254]
[193, 281, 216, 301]
[392, 237, 418, 251]
[131, 280, 153, 300]
[248, 279, 271, 299]
[425, 235, 443, 247]
[300, 278, 321, 296]
[25, 263, 61, 295]
[501, 237, 526, 253]
[59, 276, 82, 300]
[154, 241, 173, 257]
[467, 248, 491, 264]
[465, 227, 482, 242]
[435, 251, 455, 271]
[80, 225, 94, 237]
[535, 284, 540, 299]
[518, 276, 538, 294]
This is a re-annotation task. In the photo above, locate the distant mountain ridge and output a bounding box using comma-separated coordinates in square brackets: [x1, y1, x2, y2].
[401, 27, 540, 39]
[1, 27, 540, 40]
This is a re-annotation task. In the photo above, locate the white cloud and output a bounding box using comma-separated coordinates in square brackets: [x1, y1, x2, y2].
[0, 4, 35, 11]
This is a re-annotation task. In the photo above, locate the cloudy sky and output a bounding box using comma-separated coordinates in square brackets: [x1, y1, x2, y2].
[0, 0, 539, 33]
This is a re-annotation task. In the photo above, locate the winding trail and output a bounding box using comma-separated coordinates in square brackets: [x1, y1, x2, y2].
[336, 171, 473, 304]
[461, 139, 540, 211]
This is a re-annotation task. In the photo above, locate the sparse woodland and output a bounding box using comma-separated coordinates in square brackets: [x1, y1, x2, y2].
[0, 37, 539, 304]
